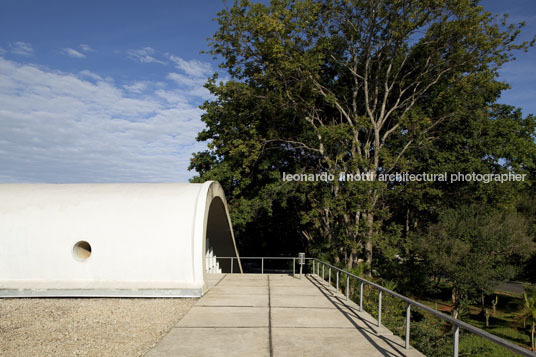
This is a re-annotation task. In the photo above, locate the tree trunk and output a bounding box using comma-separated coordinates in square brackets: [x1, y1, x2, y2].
[452, 287, 459, 319]
[365, 212, 374, 275]
[433, 276, 441, 289]
[405, 207, 410, 238]
[347, 250, 354, 271]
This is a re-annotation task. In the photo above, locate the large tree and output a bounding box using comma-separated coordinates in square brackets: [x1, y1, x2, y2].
[190, 0, 533, 269]
[376, 104, 536, 292]
[416, 205, 534, 318]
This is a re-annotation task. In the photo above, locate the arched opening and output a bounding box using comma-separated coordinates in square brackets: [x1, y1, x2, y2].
[205, 196, 239, 273]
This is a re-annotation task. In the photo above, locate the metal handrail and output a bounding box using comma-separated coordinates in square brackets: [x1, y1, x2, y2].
[217, 256, 312, 259]
[214, 256, 311, 275]
[312, 258, 536, 357]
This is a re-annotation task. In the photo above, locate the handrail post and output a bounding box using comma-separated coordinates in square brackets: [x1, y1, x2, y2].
[312, 259, 315, 275]
[322, 264, 325, 280]
[346, 274, 349, 301]
[359, 282, 363, 312]
[405, 303, 411, 349]
[231, 257, 234, 274]
[293, 258, 296, 276]
[378, 290, 382, 327]
[261, 257, 264, 274]
[336, 271, 339, 292]
[328, 267, 331, 285]
[453, 324, 459, 357]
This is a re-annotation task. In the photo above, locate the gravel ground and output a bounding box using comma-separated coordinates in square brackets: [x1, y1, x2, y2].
[0, 298, 196, 357]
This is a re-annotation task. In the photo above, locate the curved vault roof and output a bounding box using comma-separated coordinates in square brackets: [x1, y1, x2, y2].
[0, 181, 241, 297]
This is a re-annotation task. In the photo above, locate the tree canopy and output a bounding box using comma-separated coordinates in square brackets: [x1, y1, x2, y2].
[190, 0, 535, 304]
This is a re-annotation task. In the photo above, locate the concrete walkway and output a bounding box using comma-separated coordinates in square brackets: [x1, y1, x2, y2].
[146, 274, 425, 357]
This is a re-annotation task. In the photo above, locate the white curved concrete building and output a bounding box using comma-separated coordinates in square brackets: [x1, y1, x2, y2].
[0, 182, 241, 297]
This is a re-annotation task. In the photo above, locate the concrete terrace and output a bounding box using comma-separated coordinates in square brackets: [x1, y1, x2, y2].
[147, 274, 425, 357]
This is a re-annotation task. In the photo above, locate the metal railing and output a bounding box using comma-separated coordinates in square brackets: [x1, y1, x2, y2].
[311, 258, 536, 357]
[214, 256, 310, 275]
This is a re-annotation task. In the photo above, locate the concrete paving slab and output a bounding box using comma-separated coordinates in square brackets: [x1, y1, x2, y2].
[207, 286, 268, 295]
[304, 280, 395, 335]
[271, 307, 355, 328]
[338, 304, 394, 335]
[269, 278, 315, 287]
[146, 327, 270, 357]
[272, 327, 424, 357]
[306, 275, 340, 289]
[268, 274, 300, 279]
[270, 286, 324, 296]
[271, 294, 337, 309]
[376, 333, 426, 356]
[177, 306, 269, 328]
[305, 278, 353, 298]
[205, 277, 225, 283]
[205, 273, 226, 280]
[217, 279, 268, 287]
[223, 274, 268, 280]
[204, 274, 226, 288]
[148, 273, 424, 357]
[198, 294, 269, 307]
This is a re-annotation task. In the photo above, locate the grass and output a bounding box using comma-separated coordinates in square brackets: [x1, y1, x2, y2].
[415, 284, 534, 355]
[340, 276, 535, 356]
[459, 333, 521, 357]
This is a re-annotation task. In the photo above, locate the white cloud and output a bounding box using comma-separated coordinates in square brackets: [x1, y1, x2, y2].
[167, 72, 205, 87]
[0, 47, 6, 55]
[62, 48, 86, 58]
[155, 89, 189, 105]
[163, 55, 214, 100]
[166, 72, 212, 100]
[79, 70, 104, 82]
[168, 55, 212, 77]
[80, 44, 94, 52]
[0, 57, 207, 183]
[126, 47, 166, 64]
[9, 42, 33, 57]
[124, 81, 149, 93]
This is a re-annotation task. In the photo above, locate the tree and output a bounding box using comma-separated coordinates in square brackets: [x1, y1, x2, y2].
[415, 205, 534, 318]
[191, 0, 533, 270]
[376, 104, 536, 293]
[520, 285, 536, 351]
[518, 189, 536, 283]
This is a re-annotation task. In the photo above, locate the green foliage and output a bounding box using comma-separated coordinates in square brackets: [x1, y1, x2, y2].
[460, 333, 520, 357]
[519, 285, 536, 351]
[357, 280, 406, 330]
[415, 205, 535, 315]
[409, 317, 452, 356]
[191, 0, 535, 272]
[189, 0, 536, 353]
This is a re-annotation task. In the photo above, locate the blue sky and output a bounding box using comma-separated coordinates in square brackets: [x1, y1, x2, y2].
[0, 0, 534, 183]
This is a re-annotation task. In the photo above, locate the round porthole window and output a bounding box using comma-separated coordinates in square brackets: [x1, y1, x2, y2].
[73, 241, 92, 261]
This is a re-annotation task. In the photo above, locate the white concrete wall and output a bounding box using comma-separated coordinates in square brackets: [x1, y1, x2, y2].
[0, 182, 240, 297]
